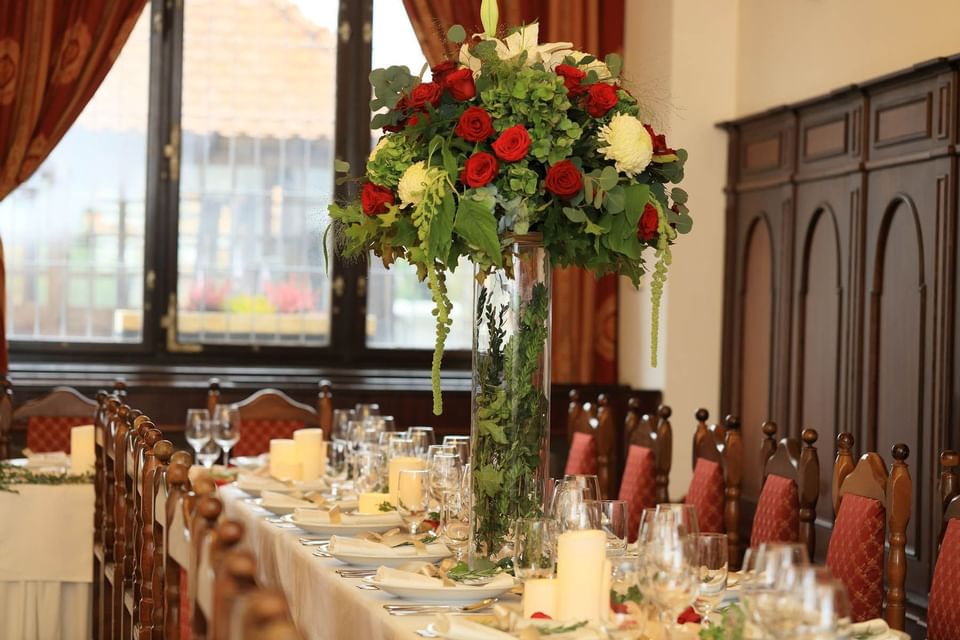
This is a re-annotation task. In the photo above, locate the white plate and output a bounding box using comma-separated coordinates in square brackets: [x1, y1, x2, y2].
[362, 576, 517, 603]
[329, 547, 451, 568]
[230, 456, 265, 470]
[234, 483, 298, 498]
[245, 498, 313, 516]
[281, 513, 401, 535]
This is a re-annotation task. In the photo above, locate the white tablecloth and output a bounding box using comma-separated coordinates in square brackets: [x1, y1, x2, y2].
[0, 483, 94, 640]
[222, 485, 451, 640]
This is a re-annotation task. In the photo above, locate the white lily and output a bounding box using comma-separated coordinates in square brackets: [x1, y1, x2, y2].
[459, 22, 573, 77]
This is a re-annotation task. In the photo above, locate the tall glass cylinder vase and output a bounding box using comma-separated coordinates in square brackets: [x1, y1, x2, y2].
[468, 234, 552, 566]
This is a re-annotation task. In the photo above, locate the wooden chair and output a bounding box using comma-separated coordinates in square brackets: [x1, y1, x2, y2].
[206, 378, 333, 456]
[684, 411, 742, 565]
[239, 589, 303, 640]
[214, 549, 259, 640]
[825, 433, 911, 629]
[191, 493, 224, 638]
[564, 390, 616, 498]
[927, 450, 960, 640]
[620, 402, 672, 539]
[161, 458, 193, 639]
[749, 422, 820, 559]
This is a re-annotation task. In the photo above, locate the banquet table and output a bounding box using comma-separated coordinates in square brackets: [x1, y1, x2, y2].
[222, 484, 459, 640]
[0, 482, 94, 640]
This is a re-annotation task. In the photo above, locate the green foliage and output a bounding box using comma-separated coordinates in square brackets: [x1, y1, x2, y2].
[447, 24, 467, 43]
[0, 462, 93, 493]
[697, 604, 745, 640]
[367, 136, 418, 189]
[377, 501, 394, 512]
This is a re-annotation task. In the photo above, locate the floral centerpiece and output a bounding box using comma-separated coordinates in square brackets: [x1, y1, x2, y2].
[328, 3, 691, 562]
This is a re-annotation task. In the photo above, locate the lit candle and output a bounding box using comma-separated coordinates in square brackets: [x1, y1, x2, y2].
[69, 424, 95, 475]
[556, 530, 607, 622]
[523, 578, 558, 618]
[358, 492, 392, 513]
[293, 428, 326, 481]
[387, 456, 425, 504]
[269, 439, 301, 481]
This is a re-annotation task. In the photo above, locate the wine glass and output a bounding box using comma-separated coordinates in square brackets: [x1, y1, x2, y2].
[513, 518, 556, 579]
[443, 487, 471, 561]
[354, 403, 380, 418]
[327, 439, 349, 480]
[555, 494, 602, 532]
[185, 409, 212, 460]
[691, 533, 728, 626]
[426, 444, 457, 463]
[196, 438, 221, 469]
[741, 543, 811, 636]
[655, 503, 700, 536]
[352, 449, 383, 494]
[636, 507, 660, 547]
[442, 435, 471, 465]
[561, 473, 602, 500]
[388, 435, 416, 459]
[212, 404, 240, 465]
[408, 426, 436, 456]
[332, 408, 355, 440]
[644, 510, 699, 638]
[397, 469, 430, 534]
[428, 452, 462, 503]
[599, 499, 630, 556]
[790, 568, 852, 639]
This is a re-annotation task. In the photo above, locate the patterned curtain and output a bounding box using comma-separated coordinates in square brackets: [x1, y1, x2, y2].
[400, 0, 624, 384]
[0, 0, 147, 374]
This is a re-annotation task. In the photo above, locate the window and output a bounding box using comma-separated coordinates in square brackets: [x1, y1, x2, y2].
[2, 0, 470, 369]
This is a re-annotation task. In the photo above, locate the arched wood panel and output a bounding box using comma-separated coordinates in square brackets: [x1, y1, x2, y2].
[738, 217, 774, 501]
[794, 206, 843, 521]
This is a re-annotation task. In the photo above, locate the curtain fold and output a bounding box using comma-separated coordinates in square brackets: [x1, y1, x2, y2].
[401, 0, 625, 384]
[0, 0, 147, 374]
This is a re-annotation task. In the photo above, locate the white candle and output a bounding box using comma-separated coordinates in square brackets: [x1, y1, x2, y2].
[69, 424, 95, 475]
[358, 492, 392, 513]
[388, 456, 425, 504]
[523, 578, 558, 618]
[556, 530, 607, 622]
[293, 428, 326, 481]
[269, 439, 301, 481]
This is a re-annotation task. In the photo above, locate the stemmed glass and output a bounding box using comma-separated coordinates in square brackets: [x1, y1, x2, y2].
[691, 533, 728, 626]
[655, 503, 700, 536]
[332, 409, 355, 440]
[644, 509, 700, 638]
[561, 474, 602, 501]
[185, 409, 212, 461]
[408, 426, 436, 456]
[212, 404, 240, 465]
[352, 449, 383, 494]
[513, 518, 556, 579]
[443, 486, 471, 561]
[196, 439, 221, 469]
[789, 567, 852, 639]
[599, 499, 630, 556]
[397, 469, 431, 534]
[442, 435, 471, 465]
[354, 403, 380, 418]
[741, 543, 811, 637]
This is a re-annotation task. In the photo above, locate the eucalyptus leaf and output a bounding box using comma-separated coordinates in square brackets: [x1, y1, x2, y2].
[599, 166, 619, 191]
[447, 24, 467, 43]
[334, 158, 350, 174]
[605, 53, 623, 78]
[604, 186, 625, 213]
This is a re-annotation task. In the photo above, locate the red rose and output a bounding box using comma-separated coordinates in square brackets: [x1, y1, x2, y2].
[360, 183, 394, 216]
[431, 60, 458, 86]
[677, 607, 701, 625]
[491, 124, 532, 162]
[463, 152, 499, 187]
[637, 202, 659, 240]
[644, 124, 675, 155]
[408, 82, 442, 109]
[454, 106, 494, 142]
[406, 110, 428, 128]
[445, 68, 476, 101]
[530, 612, 552, 620]
[586, 83, 619, 118]
[544, 160, 582, 198]
[555, 64, 586, 96]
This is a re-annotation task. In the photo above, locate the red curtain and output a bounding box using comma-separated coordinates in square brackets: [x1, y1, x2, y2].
[0, 0, 147, 374]
[400, 0, 624, 384]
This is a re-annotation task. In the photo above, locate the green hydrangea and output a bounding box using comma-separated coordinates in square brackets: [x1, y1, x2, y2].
[479, 63, 583, 164]
[366, 134, 417, 188]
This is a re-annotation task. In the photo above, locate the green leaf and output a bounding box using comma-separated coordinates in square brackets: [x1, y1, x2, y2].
[624, 183, 651, 225]
[454, 197, 503, 267]
[562, 207, 588, 223]
[334, 158, 350, 174]
[393, 218, 417, 246]
[480, 0, 499, 37]
[447, 24, 467, 43]
[428, 190, 455, 261]
[599, 166, 619, 191]
[474, 465, 503, 498]
[604, 186, 625, 213]
[479, 419, 507, 444]
[671, 187, 688, 204]
[605, 53, 623, 78]
[674, 214, 693, 234]
[441, 143, 458, 179]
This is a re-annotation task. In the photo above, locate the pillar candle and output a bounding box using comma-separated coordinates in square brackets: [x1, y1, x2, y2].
[523, 578, 558, 618]
[269, 439, 301, 481]
[293, 428, 326, 481]
[69, 424, 95, 475]
[388, 456, 425, 504]
[556, 530, 607, 623]
[358, 492, 392, 513]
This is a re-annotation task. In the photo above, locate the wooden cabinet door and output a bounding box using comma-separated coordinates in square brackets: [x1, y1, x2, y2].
[862, 157, 952, 596]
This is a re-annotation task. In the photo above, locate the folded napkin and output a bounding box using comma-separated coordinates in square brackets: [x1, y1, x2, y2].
[23, 451, 69, 470]
[260, 491, 317, 509]
[850, 619, 904, 639]
[435, 616, 515, 640]
[374, 566, 514, 590]
[292, 508, 401, 526]
[236, 474, 292, 492]
[328, 535, 450, 557]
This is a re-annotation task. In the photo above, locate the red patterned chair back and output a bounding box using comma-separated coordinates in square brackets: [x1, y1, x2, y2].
[208, 377, 333, 440]
[928, 450, 960, 640]
[565, 390, 615, 497]
[620, 402, 671, 541]
[13, 386, 97, 454]
[685, 412, 742, 566]
[825, 434, 911, 630]
[208, 380, 320, 457]
[751, 424, 820, 558]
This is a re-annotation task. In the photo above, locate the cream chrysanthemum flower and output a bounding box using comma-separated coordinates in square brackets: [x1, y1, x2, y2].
[398, 161, 429, 207]
[598, 113, 653, 176]
[368, 136, 389, 163]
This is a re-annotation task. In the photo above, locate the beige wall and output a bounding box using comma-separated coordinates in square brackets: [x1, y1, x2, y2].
[618, 0, 960, 494]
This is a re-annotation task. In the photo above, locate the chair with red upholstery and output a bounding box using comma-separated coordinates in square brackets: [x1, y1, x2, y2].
[14, 385, 99, 453]
[564, 390, 616, 498]
[927, 450, 960, 640]
[207, 379, 332, 456]
[750, 423, 820, 559]
[824, 433, 911, 629]
[684, 411, 742, 565]
[620, 402, 672, 541]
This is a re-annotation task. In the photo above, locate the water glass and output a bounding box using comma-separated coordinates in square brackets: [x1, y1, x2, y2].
[442, 435, 471, 465]
[636, 507, 660, 547]
[512, 518, 556, 579]
[691, 533, 728, 624]
[408, 426, 436, 456]
[352, 449, 383, 494]
[332, 408, 355, 440]
[555, 492, 602, 532]
[327, 439, 349, 479]
[426, 444, 457, 462]
[212, 404, 241, 464]
[791, 568, 852, 639]
[599, 499, 630, 555]
[196, 438, 221, 469]
[185, 409, 211, 456]
[397, 469, 430, 534]
[443, 489, 471, 561]
[561, 474, 602, 501]
[655, 503, 700, 537]
[741, 543, 811, 636]
[365, 415, 395, 433]
[387, 435, 416, 459]
[354, 403, 380, 418]
[644, 516, 699, 636]
[428, 452, 462, 503]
